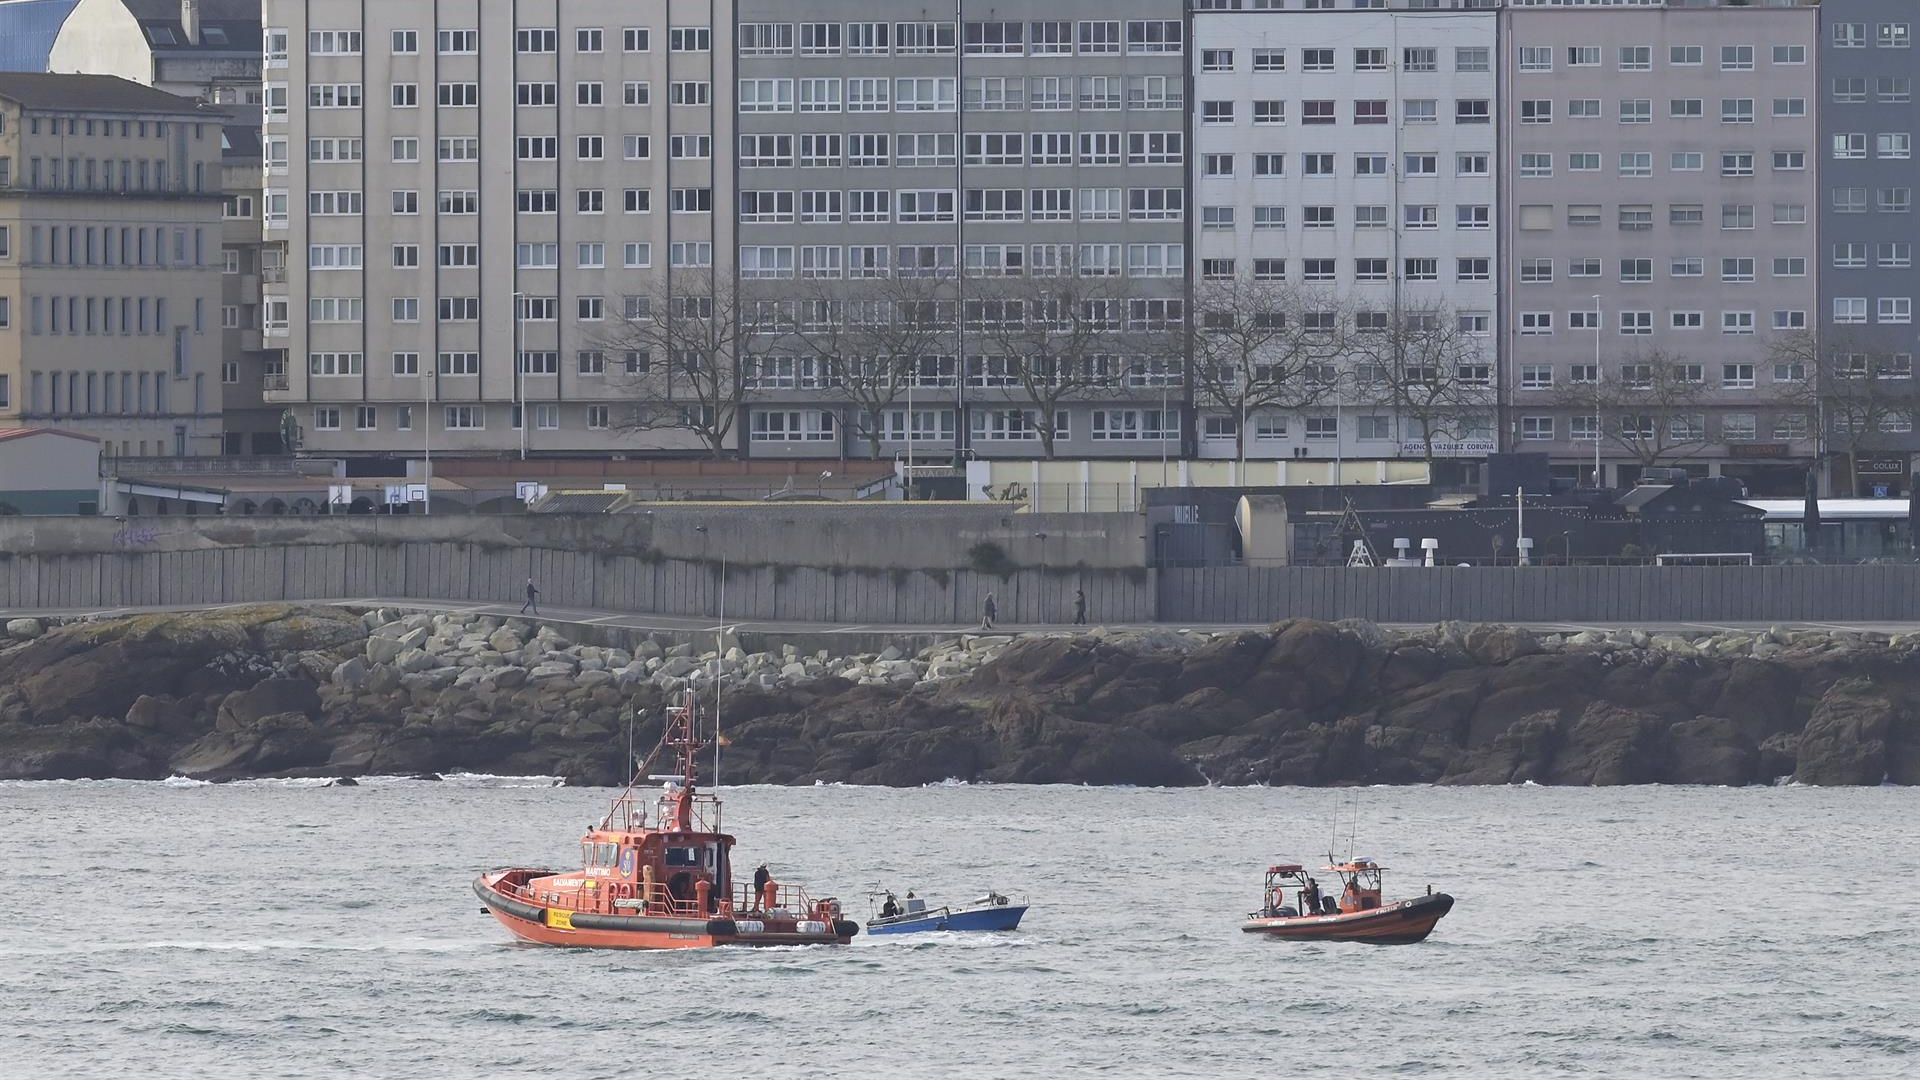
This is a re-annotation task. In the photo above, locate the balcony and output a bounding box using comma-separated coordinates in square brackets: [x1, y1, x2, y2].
[262, 373, 289, 392]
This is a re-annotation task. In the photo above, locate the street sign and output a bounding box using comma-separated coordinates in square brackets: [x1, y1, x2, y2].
[383, 484, 409, 506]
[406, 483, 428, 503]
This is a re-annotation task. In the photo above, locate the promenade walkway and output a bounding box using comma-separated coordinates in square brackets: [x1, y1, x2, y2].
[5, 599, 1920, 640]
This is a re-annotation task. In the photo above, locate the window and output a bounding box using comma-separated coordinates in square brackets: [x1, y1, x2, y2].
[1456, 154, 1489, 177]
[1520, 417, 1554, 442]
[1672, 257, 1705, 278]
[1774, 98, 1806, 118]
[1670, 44, 1702, 66]
[1721, 153, 1754, 178]
[1620, 259, 1653, 283]
[1722, 311, 1755, 336]
[1620, 153, 1652, 178]
[1834, 297, 1868, 324]
[1520, 46, 1553, 73]
[1302, 48, 1333, 72]
[1880, 298, 1913, 325]
[1520, 153, 1552, 179]
[1455, 47, 1489, 73]
[1521, 100, 1552, 125]
[1670, 98, 1703, 119]
[1721, 258, 1755, 283]
[1879, 134, 1913, 160]
[1619, 46, 1650, 71]
[1721, 99, 1754, 124]
[1620, 99, 1651, 124]
[1568, 99, 1601, 119]
[1570, 153, 1600, 172]
[1721, 45, 1753, 71]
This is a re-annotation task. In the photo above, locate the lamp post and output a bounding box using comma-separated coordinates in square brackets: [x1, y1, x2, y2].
[1160, 368, 1170, 489]
[510, 291, 527, 460]
[422, 366, 434, 515]
[1592, 293, 1603, 488]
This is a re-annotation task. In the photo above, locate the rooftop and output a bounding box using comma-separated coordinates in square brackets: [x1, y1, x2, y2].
[0, 71, 206, 114]
[0, 426, 99, 443]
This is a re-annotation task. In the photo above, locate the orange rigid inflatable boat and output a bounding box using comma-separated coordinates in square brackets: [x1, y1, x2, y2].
[1240, 860, 1454, 945]
[475, 692, 857, 949]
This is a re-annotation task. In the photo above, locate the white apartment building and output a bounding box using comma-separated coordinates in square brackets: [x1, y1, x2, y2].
[261, 0, 732, 459]
[1191, 5, 1500, 468]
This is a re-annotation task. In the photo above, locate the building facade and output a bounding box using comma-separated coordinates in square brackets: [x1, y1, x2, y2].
[1192, 3, 1499, 469]
[731, 1, 1191, 463]
[0, 0, 270, 456]
[1817, 0, 1919, 496]
[1500, 0, 1821, 495]
[0, 72, 226, 456]
[261, 0, 733, 458]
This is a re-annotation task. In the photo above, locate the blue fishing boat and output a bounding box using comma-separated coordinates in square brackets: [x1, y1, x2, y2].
[866, 890, 1028, 935]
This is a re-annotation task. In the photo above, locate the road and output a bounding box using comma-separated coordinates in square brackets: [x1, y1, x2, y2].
[5, 599, 1920, 640]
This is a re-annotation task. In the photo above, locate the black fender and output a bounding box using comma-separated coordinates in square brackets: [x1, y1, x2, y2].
[834, 919, 861, 939]
[473, 876, 545, 924]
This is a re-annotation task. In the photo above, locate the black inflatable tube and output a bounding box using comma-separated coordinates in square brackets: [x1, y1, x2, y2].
[566, 911, 738, 936]
[474, 877, 546, 924]
[834, 919, 861, 939]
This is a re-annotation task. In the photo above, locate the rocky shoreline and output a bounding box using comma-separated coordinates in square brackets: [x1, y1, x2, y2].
[1, 605, 1915, 786]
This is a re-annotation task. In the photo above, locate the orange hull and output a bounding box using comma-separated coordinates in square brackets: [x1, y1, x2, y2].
[476, 873, 856, 950]
[1242, 893, 1454, 944]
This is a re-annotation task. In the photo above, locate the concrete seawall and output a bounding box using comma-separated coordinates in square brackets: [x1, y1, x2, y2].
[7, 544, 1920, 623]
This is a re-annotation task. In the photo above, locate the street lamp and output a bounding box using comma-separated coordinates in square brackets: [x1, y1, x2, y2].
[422, 365, 435, 516]
[1592, 293, 1603, 488]
[510, 290, 527, 460]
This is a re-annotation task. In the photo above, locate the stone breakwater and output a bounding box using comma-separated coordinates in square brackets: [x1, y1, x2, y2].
[1, 606, 1915, 786]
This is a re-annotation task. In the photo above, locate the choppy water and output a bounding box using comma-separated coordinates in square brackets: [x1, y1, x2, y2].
[0, 778, 1912, 1078]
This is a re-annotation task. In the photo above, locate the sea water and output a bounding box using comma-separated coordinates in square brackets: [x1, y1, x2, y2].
[0, 779, 1912, 1078]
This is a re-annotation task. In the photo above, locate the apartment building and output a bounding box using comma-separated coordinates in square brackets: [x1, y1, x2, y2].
[261, 0, 732, 459]
[1192, 2, 1499, 468]
[0, 73, 226, 456]
[1818, 0, 1919, 496]
[1501, 0, 1821, 495]
[731, 1, 1191, 462]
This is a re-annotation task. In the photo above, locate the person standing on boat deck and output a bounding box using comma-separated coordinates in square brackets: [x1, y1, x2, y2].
[881, 893, 900, 919]
[753, 863, 770, 904]
[521, 577, 540, 615]
[1073, 588, 1087, 626]
[1302, 877, 1320, 916]
[981, 592, 997, 630]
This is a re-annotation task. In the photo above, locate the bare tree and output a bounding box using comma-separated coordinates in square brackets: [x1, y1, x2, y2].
[594, 276, 768, 458]
[1771, 329, 1920, 494]
[1187, 280, 1345, 463]
[1349, 305, 1497, 466]
[966, 271, 1168, 459]
[778, 276, 958, 459]
[1556, 348, 1714, 467]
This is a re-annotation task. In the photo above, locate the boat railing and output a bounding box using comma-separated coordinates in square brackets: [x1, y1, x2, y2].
[732, 881, 818, 915]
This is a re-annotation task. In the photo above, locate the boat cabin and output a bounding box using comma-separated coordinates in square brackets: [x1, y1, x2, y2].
[1257, 860, 1386, 918]
[1327, 860, 1386, 913]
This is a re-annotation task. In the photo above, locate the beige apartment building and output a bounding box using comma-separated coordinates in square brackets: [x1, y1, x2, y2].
[262, 0, 733, 459]
[0, 72, 226, 456]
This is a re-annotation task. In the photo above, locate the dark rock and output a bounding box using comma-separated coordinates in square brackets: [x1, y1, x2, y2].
[1794, 679, 1896, 785]
[330, 776, 360, 787]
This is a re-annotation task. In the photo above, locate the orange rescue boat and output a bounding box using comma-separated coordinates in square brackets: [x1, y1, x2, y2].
[1240, 860, 1453, 945]
[475, 691, 857, 949]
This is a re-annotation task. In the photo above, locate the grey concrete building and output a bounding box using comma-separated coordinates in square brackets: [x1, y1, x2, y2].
[1817, 0, 1919, 496]
[1500, 0, 1821, 496]
[1191, 2, 1500, 472]
[731, 1, 1190, 462]
[261, 0, 733, 460]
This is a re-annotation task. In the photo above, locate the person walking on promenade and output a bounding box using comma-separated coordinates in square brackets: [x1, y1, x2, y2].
[521, 576, 541, 615]
[1073, 588, 1088, 626]
[981, 591, 997, 630]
